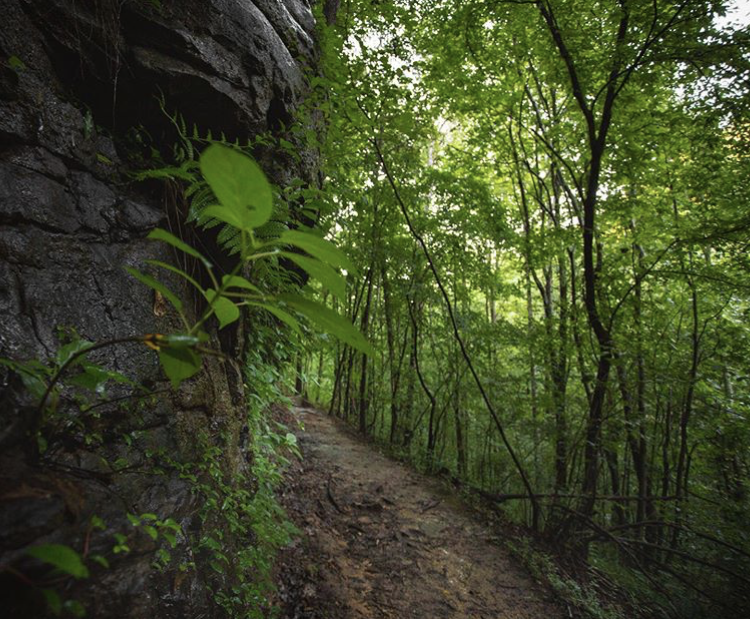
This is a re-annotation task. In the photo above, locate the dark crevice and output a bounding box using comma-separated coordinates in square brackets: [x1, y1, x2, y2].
[28, 303, 52, 357]
[0, 214, 116, 241]
[266, 93, 293, 133]
[92, 273, 119, 367]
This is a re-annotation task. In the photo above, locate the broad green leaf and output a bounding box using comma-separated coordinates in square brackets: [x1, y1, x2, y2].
[147, 229, 212, 268]
[41, 589, 62, 615]
[68, 371, 103, 393]
[205, 289, 240, 329]
[21, 372, 48, 400]
[199, 144, 272, 230]
[280, 295, 372, 354]
[91, 515, 105, 530]
[68, 362, 133, 395]
[125, 267, 182, 313]
[143, 525, 159, 541]
[56, 338, 93, 368]
[27, 544, 89, 579]
[277, 230, 355, 274]
[162, 532, 177, 548]
[201, 205, 243, 229]
[222, 274, 261, 293]
[280, 252, 346, 300]
[158, 346, 201, 388]
[145, 260, 204, 294]
[0, 358, 48, 400]
[246, 301, 301, 335]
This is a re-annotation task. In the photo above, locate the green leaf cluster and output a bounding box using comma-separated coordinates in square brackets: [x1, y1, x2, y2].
[127, 143, 371, 388]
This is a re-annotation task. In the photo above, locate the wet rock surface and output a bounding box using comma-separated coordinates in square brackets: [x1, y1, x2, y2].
[0, 1, 319, 616]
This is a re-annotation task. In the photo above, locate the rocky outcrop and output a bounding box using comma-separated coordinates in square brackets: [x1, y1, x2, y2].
[0, 1, 320, 616]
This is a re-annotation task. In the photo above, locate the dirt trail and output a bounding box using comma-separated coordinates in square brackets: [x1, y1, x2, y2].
[275, 406, 565, 619]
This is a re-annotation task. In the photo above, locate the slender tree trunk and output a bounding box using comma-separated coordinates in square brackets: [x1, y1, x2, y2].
[537, 0, 629, 534]
[453, 350, 467, 478]
[408, 297, 436, 469]
[662, 387, 673, 499]
[402, 345, 416, 448]
[604, 447, 626, 527]
[616, 360, 647, 533]
[381, 262, 401, 444]
[315, 346, 325, 403]
[294, 352, 304, 397]
[569, 249, 593, 404]
[675, 281, 699, 502]
[631, 239, 657, 538]
[358, 267, 375, 434]
[553, 257, 569, 493]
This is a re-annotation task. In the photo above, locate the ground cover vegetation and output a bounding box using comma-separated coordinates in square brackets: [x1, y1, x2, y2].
[304, 1, 750, 615]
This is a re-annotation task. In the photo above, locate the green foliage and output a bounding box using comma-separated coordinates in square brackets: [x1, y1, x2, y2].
[152, 322, 301, 618]
[26, 544, 90, 580]
[125, 266, 185, 316]
[509, 538, 630, 619]
[0, 330, 140, 456]
[0, 357, 51, 401]
[128, 142, 372, 387]
[200, 144, 273, 230]
[7, 54, 26, 72]
[280, 295, 372, 355]
[278, 230, 355, 274]
[2, 141, 367, 395]
[134, 96, 290, 255]
[147, 228, 212, 268]
[125, 513, 181, 569]
[23, 543, 94, 616]
[309, 1, 750, 616]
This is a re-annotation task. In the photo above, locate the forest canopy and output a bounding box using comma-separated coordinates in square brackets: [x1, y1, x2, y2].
[305, 0, 750, 615]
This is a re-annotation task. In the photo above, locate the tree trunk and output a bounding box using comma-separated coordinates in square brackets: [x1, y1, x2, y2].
[358, 267, 375, 434]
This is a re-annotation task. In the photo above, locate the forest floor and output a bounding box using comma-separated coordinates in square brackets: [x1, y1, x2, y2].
[273, 405, 567, 619]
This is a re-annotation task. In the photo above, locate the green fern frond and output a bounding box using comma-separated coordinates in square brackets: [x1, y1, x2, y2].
[216, 226, 243, 255]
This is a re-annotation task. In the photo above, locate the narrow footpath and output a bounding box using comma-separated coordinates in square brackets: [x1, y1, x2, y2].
[274, 406, 565, 618]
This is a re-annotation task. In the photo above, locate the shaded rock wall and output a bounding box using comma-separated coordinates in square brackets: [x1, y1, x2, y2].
[0, 1, 320, 616]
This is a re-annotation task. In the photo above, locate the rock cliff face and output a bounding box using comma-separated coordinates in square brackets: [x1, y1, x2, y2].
[0, 1, 320, 616]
